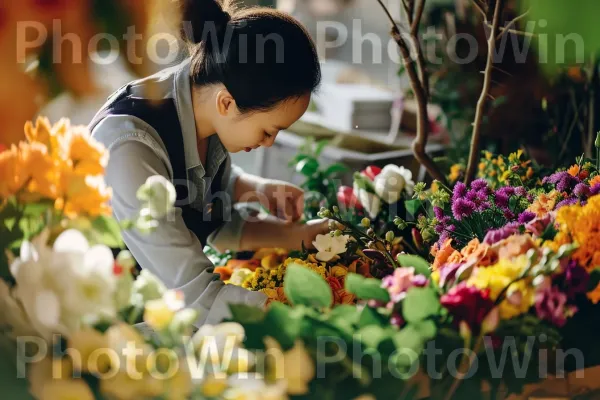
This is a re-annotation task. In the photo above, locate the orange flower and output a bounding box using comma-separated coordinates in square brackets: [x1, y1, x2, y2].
[431, 238, 461, 270]
[262, 287, 288, 306]
[460, 238, 493, 266]
[590, 175, 600, 187]
[58, 173, 112, 217]
[68, 127, 108, 175]
[491, 235, 536, 261]
[214, 266, 233, 281]
[0, 145, 27, 198]
[327, 276, 356, 305]
[567, 164, 589, 180]
[527, 190, 560, 218]
[348, 258, 372, 278]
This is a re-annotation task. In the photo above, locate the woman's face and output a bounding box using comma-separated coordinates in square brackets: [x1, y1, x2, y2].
[213, 92, 311, 153]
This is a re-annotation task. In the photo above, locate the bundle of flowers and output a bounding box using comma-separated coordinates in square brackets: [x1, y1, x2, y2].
[222, 149, 600, 400]
[0, 118, 314, 400]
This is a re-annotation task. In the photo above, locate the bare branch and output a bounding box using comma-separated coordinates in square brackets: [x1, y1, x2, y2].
[465, 0, 506, 184]
[496, 8, 530, 41]
[411, 0, 426, 35]
[375, 0, 447, 184]
[471, 0, 487, 21]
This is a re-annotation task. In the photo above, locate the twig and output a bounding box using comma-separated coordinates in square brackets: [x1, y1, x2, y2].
[411, 0, 425, 35]
[487, 23, 536, 38]
[586, 54, 599, 157]
[496, 8, 530, 41]
[412, 0, 430, 97]
[375, 0, 447, 184]
[471, 0, 487, 21]
[464, 0, 506, 184]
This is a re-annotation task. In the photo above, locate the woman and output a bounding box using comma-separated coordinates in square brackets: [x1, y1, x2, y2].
[91, 0, 329, 325]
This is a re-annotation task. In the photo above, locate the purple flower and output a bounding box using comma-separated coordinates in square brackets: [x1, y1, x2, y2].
[390, 312, 404, 327]
[411, 274, 428, 287]
[535, 280, 577, 328]
[471, 179, 489, 192]
[518, 211, 536, 224]
[556, 197, 579, 209]
[434, 206, 445, 220]
[437, 263, 462, 287]
[494, 187, 515, 209]
[544, 171, 579, 193]
[452, 198, 476, 221]
[525, 213, 553, 236]
[453, 182, 468, 200]
[483, 222, 520, 244]
[382, 267, 416, 303]
[559, 261, 590, 300]
[573, 183, 591, 198]
[514, 186, 527, 197]
[591, 183, 600, 196]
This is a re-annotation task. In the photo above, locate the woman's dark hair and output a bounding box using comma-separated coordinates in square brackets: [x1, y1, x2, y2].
[179, 0, 321, 113]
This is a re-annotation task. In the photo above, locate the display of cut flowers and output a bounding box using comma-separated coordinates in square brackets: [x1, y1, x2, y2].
[0, 118, 311, 400]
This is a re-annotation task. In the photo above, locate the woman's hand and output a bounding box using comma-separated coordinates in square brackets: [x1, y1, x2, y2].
[256, 179, 304, 223]
[297, 218, 331, 249]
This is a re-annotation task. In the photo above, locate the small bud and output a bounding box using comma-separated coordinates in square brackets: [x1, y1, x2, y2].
[322, 210, 332, 218]
[328, 220, 337, 230]
[361, 218, 371, 228]
[596, 131, 600, 148]
[367, 228, 375, 237]
[332, 205, 339, 213]
[116, 250, 136, 271]
[334, 230, 343, 237]
[320, 207, 327, 213]
[385, 231, 395, 242]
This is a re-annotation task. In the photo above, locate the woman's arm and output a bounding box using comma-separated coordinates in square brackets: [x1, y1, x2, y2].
[104, 139, 266, 325]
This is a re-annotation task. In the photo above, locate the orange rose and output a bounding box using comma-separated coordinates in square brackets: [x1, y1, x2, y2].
[432, 239, 461, 270]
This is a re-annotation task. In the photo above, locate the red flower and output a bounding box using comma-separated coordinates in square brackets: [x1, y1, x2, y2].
[337, 186, 363, 210]
[361, 166, 382, 181]
[440, 283, 495, 335]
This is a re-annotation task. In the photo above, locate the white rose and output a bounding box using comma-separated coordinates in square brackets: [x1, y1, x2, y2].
[353, 183, 381, 219]
[136, 175, 177, 219]
[373, 165, 415, 204]
[312, 234, 350, 262]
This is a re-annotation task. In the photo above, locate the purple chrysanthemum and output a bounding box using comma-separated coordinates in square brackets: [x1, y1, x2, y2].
[544, 171, 580, 193]
[555, 197, 579, 209]
[453, 182, 468, 201]
[471, 178, 489, 192]
[483, 222, 520, 244]
[452, 198, 476, 221]
[591, 183, 600, 196]
[573, 183, 591, 198]
[518, 211, 536, 224]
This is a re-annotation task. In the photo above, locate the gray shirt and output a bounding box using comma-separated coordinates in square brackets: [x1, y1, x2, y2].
[91, 59, 267, 325]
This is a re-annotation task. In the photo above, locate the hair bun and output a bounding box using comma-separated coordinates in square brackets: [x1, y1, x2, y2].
[180, 0, 233, 44]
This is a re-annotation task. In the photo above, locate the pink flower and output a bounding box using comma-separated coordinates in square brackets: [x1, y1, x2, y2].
[535, 279, 577, 327]
[381, 267, 415, 302]
[440, 282, 495, 334]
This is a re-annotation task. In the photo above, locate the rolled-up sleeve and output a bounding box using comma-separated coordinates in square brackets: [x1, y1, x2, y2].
[207, 157, 248, 252]
[103, 138, 266, 326]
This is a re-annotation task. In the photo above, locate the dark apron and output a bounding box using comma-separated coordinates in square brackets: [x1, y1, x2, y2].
[89, 85, 228, 248]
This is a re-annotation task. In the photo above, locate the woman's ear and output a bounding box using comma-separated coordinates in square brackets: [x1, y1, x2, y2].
[215, 89, 237, 117]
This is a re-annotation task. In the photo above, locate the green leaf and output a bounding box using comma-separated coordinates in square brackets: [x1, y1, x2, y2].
[22, 200, 53, 218]
[404, 199, 424, 217]
[90, 215, 124, 248]
[314, 139, 329, 157]
[355, 325, 391, 349]
[402, 287, 440, 323]
[264, 302, 304, 349]
[353, 172, 375, 193]
[295, 157, 319, 177]
[359, 306, 386, 328]
[324, 163, 349, 177]
[229, 304, 267, 324]
[391, 324, 426, 363]
[284, 263, 332, 308]
[288, 154, 308, 168]
[396, 254, 431, 278]
[345, 273, 390, 302]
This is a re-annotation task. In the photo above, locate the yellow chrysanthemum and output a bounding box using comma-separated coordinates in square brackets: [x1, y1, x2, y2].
[467, 256, 534, 319]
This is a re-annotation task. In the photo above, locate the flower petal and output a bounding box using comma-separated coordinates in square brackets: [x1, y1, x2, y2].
[35, 290, 61, 328]
[54, 229, 89, 253]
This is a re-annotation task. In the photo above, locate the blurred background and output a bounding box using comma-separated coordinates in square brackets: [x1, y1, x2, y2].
[0, 0, 597, 185]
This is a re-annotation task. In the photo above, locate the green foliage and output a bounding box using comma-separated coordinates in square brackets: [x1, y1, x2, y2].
[345, 273, 390, 302]
[402, 287, 441, 323]
[284, 263, 333, 308]
[396, 254, 432, 277]
[289, 137, 349, 220]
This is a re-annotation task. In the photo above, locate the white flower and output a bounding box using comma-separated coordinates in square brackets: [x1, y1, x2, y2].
[228, 268, 253, 286]
[226, 373, 287, 400]
[136, 175, 177, 219]
[353, 182, 381, 219]
[9, 229, 117, 339]
[312, 234, 350, 262]
[373, 165, 415, 204]
[131, 269, 167, 306]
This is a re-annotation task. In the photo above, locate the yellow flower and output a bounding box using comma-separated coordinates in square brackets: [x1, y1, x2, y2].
[448, 164, 464, 182]
[144, 299, 176, 330]
[549, 195, 600, 272]
[68, 126, 108, 175]
[202, 374, 229, 397]
[40, 379, 95, 400]
[484, 151, 493, 160]
[68, 328, 110, 374]
[264, 337, 315, 396]
[0, 144, 27, 198]
[330, 265, 348, 278]
[58, 172, 112, 217]
[528, 190, 560, 218]
[467, 256, 534, 319]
